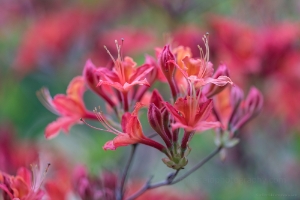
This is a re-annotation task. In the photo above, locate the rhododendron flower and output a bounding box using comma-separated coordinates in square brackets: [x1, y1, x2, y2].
[0, 164, 50, 200]
[165, 94, 220, 133]
[171, 35, 232, 89]
[93, 103, 166, 152]
[37, 76, 97, 139]
[83, 59, 118, 110]
[96, 42, 154, 93]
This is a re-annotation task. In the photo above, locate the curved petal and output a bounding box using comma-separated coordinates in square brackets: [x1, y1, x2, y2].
[164, 102, 186, 124]
[103, 134, 139, 150]
[53, 95, 85, 117]
[16, 168, 32, 188]
[129, 64, 153, 83]
[96, 68, 119, 83]
[172, 121, 220, 132]
[97, 80, 124, 92]
[45, 117, 79, 139]
[66, 76, 86, 105]
[11, 176, 29, 198]
[123, 78, 150, 92]
[203, 76, 233, 86]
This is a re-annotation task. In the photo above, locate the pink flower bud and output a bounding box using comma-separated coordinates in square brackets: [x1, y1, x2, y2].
[230, 86, 244, 108]
[150, 89, 164, 109]
[244, 87, 263, 118]
[159, 45, 176, 79]
[159, 45, 179, 99]
[148, 103, 172, 148]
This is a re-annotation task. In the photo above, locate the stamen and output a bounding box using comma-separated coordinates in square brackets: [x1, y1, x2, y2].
[121, 38, 124, 61]
[104, 45, 117, 65]
[197, 33, 210, 79]
[80, 118, 114, 133]
[113, 39, 125, 83]
[93, 107, 123, 135]
[30, 162, 51, 191]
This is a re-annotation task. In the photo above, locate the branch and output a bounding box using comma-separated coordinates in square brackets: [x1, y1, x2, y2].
[118, 144, 138, 200]
[126, 146, 222, 200]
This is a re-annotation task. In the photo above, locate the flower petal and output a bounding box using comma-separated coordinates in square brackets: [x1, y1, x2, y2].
[45, 117, 79, 139]
[66, 76, 86, 105]
[172, 121, 220, 132]
[129, 64, 153, 83]
[103, 134, 139, 150]
[53, 95, 85, 117]
[16, 168, 32, 189]
[164, 102, 186, 124]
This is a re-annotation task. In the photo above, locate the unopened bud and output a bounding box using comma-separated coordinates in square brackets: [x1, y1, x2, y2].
[244, 87, 263, 118]
[159, 45, 176, 79]
[150, 90, 164, 109]
[148, 104, 172, 147]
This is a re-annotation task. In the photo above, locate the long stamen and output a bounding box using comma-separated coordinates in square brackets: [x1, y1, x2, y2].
[121, 38, 124, 61]
[93, 107, 123, 135]
[197, 33, 210, 79]
[30, 163, 51, 192]
[37, 163, 51, 190]
[115, 39, 125, 83]
[80, 118, 115, 134]
[104, 45, 117, 65]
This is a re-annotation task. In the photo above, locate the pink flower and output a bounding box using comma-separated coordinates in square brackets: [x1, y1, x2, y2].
[94, 103, 166, 152]
[96, 44, 154, 93]
[0, 164, 50, 200]
[165, 94, 220, 133]
[37, 76, 96, 139]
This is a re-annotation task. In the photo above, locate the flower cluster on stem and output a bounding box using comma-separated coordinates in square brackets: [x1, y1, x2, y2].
[39, 35, 263, 200]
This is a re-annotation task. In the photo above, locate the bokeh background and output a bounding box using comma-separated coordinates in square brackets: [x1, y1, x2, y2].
[1, 0, 300, 199]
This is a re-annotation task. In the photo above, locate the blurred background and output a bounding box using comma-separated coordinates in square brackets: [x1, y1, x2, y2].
[0, 0, 300, 199]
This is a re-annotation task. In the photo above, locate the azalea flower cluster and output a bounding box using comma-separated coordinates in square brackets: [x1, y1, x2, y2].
[38, 35, 262, 171]
[173, 16, 300, 130]
[31, 34, 265, 200]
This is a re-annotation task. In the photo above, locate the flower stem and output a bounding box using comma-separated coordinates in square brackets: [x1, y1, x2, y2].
[118, 144, 138, 200]
[126, 146, 222, 200]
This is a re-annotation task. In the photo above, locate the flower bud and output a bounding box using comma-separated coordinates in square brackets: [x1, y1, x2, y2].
[159, 45, 179, 99]
[159, 45, 176, 79]
[244, 87, 263, 118]
[150, 89, 164, 109]
[230, 86, 244, 108]
[228, 86, 244, 126]
[148, 103, 172, 147]
[230, 87, 263, 133]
